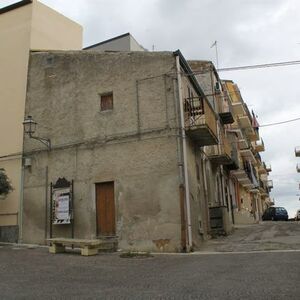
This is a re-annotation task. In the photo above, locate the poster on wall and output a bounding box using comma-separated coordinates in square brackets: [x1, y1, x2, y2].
[52, 188, 72, 224]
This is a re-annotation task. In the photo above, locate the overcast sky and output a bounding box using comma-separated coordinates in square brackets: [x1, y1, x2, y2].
[2, 0, 300, 216]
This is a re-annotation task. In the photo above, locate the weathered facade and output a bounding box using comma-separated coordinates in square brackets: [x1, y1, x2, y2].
[187, 61, 273, 230]
[223, 80, 273, 223]
[22, 50, 273, 252]
[23, 50, 216, 252]
[188, 61, 238, 235]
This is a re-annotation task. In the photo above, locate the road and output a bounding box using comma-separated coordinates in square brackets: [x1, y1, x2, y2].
[199, 221, 300, 252]
[0, 221, 299, 299]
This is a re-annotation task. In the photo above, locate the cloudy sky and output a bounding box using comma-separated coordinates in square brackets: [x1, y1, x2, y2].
[2, 0, 300, 216]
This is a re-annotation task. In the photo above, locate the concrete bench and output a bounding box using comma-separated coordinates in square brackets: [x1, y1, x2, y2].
[47, 238, 103, 256]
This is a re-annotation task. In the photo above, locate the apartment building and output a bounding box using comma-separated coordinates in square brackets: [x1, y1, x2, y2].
[187, 62, 273, 230]
[223, 80, 273, 223]
[188, 61, 238, 235]
[0, 0, 82, 242]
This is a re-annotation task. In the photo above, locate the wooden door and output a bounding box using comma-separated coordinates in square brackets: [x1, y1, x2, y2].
[96, 182, 115, 236]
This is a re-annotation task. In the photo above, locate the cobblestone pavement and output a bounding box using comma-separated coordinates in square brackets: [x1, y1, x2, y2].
[0, 244, 300, 299]
[198, 221, 300, 252]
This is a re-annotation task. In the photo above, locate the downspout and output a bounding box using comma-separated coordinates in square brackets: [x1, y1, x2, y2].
[44, 166, 48, 242]
[18, 162, 24, 243]
[175, 55, 193, 250]
[201, 155, 210, 233]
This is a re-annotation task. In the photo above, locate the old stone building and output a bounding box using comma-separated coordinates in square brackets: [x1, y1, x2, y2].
[22, 48, 273, 252]
[23, 50, 218, 252]
[0, 1, 273, 253]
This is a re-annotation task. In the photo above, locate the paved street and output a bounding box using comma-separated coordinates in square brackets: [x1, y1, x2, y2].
[0, 222, 300, 299]
[199, 221, 300, 252]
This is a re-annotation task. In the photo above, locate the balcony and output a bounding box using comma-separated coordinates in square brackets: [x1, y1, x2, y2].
[265, 197, 274, 207]
[266, 164, 272, 173]
[259, 179, 269, 197]
[258, 163, 267, 175]
[207, 131, 240, 169]
[235, 115, 259, 142]
[231, 161, 258, 190]
[248, 128, 260, 142]
[238, 115, 252, 129]
[219, 100, 234, 125]
[185, 96, 218, 146]
[207, 138, 232, 165]
[254, 139, 265, 152]
[240, 148, 257, 165]
[295, 147, 300, 157]
[231, 101, 246, 116]
[260, 173, 268, 183]
[231, 169, 253, 188]
[227, 144, 240, 170]
[238, 138, 248, 150]
[267, 180, 273, 190]
[249, 188, 259, 194]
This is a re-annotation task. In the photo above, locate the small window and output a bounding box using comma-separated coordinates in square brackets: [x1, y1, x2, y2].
[100, 93, 113, 111]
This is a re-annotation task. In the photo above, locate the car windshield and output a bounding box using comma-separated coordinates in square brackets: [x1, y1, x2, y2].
[276, 207, 286, 212]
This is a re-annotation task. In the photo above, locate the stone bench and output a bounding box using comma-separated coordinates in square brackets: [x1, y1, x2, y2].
[47, 238, 103, 256]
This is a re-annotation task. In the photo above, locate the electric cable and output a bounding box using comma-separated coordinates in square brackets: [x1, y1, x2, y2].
[259, 117, 300, 127]
[217, 60, 300, 72]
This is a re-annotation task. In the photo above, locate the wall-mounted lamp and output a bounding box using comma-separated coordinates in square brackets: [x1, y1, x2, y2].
[23, 115, 51, 150]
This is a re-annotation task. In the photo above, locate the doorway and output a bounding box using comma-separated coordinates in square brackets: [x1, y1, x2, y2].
[95, 182, 116, 236]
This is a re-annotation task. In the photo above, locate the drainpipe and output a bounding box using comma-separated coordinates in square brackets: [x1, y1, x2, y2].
[18, 163, 24, 243]
[175, 55, 193, 250]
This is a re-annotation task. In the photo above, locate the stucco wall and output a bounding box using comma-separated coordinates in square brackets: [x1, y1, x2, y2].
[0, 4, 32, 229]
[30, 0, 83, 50]
[0, 0, 82, 231]
[86, 35, 131, 51]
[23, 51, 183, 252]
[86, 34, 145, 52]
[0, 4, 32, 157]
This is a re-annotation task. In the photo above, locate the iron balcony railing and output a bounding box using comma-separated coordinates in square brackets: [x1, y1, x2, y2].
[184, 96, 217, 135]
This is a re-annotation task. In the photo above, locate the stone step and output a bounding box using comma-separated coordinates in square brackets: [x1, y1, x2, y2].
[97, 237, 118, 252]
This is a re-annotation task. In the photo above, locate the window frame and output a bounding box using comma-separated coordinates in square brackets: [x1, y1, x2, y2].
[100, 92, 113, 112]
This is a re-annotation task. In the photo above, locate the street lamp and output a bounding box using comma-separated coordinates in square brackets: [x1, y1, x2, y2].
[23, 115, 51, 150]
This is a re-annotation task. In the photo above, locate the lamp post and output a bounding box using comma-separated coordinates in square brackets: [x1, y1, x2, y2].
[23, 115, 51, 150]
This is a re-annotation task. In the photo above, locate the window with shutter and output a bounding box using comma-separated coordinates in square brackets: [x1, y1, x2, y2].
[100, 93, 113, 111]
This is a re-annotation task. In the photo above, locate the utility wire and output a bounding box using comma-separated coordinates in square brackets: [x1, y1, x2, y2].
[259, 116, 300, 127]
[217, 60, 300, 72]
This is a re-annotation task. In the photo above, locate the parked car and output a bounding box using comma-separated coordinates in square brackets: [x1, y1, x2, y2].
[295, 209, 300, 221]
[262, 207, 288, 221]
